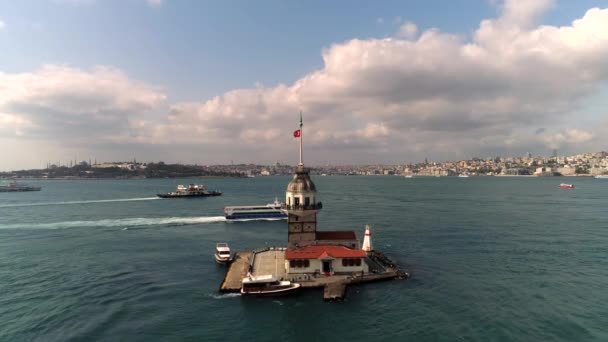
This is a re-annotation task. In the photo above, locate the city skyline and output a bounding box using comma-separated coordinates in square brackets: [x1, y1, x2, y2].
[1, 0, 608, 170]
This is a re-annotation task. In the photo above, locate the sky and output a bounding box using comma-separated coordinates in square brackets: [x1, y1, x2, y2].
[1, 0, 607, 170]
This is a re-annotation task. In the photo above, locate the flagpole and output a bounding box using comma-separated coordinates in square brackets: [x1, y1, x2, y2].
[299, 111, 303, 166]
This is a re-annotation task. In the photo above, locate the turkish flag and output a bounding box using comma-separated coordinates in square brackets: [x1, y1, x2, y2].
[293, 129, 301, 138]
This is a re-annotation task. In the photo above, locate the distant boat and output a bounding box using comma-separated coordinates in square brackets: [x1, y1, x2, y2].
[215, 243, 232, 264]
[595, 175, 608, 179]
[224, 198, 287, 220]
[458, 174, 470, 178]
[404, 175, 413, 178]
[157, 184, 221, 198]
[559, 183, 575, 189]
[240, 274, 300, 296]
[0, 181, 41, 192]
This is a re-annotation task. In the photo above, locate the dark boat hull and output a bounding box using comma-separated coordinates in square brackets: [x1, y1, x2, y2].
[157, 192, 222, 198]
[0, 187, 41, 192]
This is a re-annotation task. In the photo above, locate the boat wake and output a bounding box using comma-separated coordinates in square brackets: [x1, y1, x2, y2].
[208, 293, 241, 299]
[0, 216, 227, 230]
[0, 197, 160, 208]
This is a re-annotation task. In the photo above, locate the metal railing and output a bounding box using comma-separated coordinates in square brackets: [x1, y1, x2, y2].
[281, 202, 323, 211]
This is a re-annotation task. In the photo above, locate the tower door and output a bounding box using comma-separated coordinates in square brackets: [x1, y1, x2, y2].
[322, 260, 331, 274]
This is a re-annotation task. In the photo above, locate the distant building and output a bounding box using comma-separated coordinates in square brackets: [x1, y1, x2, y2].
[557, 166, 576, 176]
[534, 167, 554, 176]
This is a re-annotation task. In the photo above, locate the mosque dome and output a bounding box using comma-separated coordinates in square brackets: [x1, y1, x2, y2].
[286, 165, 317, 193]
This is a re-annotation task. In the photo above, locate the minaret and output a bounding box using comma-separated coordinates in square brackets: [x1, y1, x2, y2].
[285, 112, 322, 248]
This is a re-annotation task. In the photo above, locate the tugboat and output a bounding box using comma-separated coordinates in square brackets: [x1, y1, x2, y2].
[215, 243, 233, 264]
[0, 181, 41, 192]
[157, 184, 221, 198]
[240, 274, 301, 296]
[559, 183, 575, 189]
[224, 198, 287, 221]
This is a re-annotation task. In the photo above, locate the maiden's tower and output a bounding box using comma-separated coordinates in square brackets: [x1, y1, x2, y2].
[219, 113, 408, 299]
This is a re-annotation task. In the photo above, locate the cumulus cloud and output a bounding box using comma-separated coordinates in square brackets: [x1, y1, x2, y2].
[143, 0, 608, 162]
[396, 22, 418, 39]
[4, 0, 608, 166]
[0, 65, 166, 142]
[146, 0, 163, 8]
[541, 129, 595, 149]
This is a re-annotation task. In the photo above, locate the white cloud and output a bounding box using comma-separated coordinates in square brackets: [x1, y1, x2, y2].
[144, 2, 608, 162]
[146, 0, 163, 8]
[541, 129, 595, 149]
[0, 65, 166, 142]
[53, 0, 96, 5]
[396, 22, 418, 39]
[4, 1, 608, 166]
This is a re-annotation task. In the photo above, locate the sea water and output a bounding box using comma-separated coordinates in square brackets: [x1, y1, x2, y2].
[1, 176, 607, 341]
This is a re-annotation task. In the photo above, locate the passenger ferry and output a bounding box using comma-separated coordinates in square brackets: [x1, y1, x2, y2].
[224, 199, 287, 220]
[214, 243, 232, 264]
[240, 274, 300, 296]
[0, 181, 41, 192]
[157, 184, 221, 198]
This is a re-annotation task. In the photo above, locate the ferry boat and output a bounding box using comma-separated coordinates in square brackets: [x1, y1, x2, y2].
[215, 243, 232, 264]
[224, 199, 287, 220]
[157, 184, 221, 198]
[240, 274, 301, 296]
[595, 175, 608, 179]
[0, 181, 41, 192]
[559, 183, 575, 189]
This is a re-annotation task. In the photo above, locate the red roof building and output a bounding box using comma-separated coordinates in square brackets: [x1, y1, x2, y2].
[285, 245, 366, 260]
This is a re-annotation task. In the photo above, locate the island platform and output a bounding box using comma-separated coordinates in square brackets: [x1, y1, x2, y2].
[219, 248, 408, 300]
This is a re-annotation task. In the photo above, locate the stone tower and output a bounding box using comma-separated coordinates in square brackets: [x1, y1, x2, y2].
[285, 165, 322, 248]
[284, 112, 322, 248]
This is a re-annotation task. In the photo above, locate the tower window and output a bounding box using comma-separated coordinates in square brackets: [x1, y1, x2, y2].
[294, 197, 300, 206]
[304, 197, 310, 206]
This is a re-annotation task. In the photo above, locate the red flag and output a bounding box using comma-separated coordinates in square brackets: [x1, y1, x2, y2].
[293, 129, 301, 138]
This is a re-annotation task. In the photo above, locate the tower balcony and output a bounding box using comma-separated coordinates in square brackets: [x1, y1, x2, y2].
[281, 202, 323, 211]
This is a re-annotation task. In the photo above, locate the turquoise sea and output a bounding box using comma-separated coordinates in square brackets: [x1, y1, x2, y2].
[1, 176, 607, 341]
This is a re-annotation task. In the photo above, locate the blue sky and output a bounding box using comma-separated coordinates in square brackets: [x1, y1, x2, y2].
[1, 0, 608, 169]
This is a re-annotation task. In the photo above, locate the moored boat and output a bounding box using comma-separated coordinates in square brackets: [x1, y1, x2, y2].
[215, 243, 232, 264]
[0, 181, 41, 192]
[240, 274, 300, 296]
[559, 183, 575, 189]
[157, 184, 221, 198]
[595, 175, 608, 179]
[224, 199, 287, 220]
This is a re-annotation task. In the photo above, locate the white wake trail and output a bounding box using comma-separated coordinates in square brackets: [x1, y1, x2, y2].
[0, 216, 227, 230]
[0, 197, 160, 208]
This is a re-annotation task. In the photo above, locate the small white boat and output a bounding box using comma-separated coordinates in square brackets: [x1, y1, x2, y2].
[595, 175, 608, 179]
[458, 174, 469, 178]
[404, 175, 413, 178]
[559, 183, 575, 189]
[240, 274, 301, 296]
[215, 243, 232, 264]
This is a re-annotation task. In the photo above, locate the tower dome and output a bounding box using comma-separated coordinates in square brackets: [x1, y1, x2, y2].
[286, 165, 317, 193]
